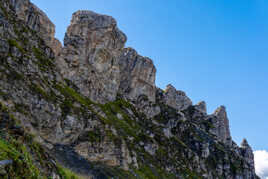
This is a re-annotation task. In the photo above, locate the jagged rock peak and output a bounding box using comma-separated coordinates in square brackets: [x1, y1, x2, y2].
[195, 101, 207, 113]
[214, 105, 226, 115]
[71, 10, 116, 28]
[57, 10, 128, 103]
[241, 138, 250, 148]
[118, 47, 156, 102]
[166, 84, 186, 96]
[65, 10, 127, 50]
[163, 84, 192, 111]
[240, 139, 255, 173]
[58, 10, 156, 103]
[10, 0, 62, 55]
[0, 0, 260, 177]
[211, 106, 232, 146]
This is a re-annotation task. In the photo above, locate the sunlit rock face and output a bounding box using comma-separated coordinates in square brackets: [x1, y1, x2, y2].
[55, 10, 157, 104]
[240, 139, 255, 172]
[56, 10, 127, 103]
[210, 106, 232, 146]
[162, 84, 192, 111]
[10, 0, 62, 56]
[0, 0, 260, 178]
[195, 101, 207, 114]
[118, 48, 156, 102]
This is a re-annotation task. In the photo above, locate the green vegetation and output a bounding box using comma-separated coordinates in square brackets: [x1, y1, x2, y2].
[55, 84, 94, 107]
[0, 89, 7, 97]
[0, 3, 9, 18]
[30, 83, 54, 101]
[0, 138, 42, 178]
[33, 47, 54, 71]
[0, 4, 250, 177]
[88, 129, 102, 143]
[55, 83, 142, 141]
[8, 39, 26, 54]
[14, 103, 30, 116]
[0, 102, 85, 179]
[57, 165, 83, 179]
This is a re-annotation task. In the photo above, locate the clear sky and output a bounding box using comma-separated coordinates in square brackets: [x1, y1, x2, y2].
[31, 0, 268, 151]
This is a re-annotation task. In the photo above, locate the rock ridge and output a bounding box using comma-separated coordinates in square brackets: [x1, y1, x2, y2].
[0, 0, 259, 178]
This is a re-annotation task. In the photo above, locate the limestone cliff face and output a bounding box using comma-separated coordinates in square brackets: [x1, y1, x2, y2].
[210, 106, 232, 146]
[57, 10, 126, 103]
[56, 11, 157, 104]
[0, 0, 260, 178]
[118, 48, 156, 102]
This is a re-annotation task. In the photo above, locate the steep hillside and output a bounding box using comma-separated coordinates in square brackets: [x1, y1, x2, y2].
[0, 0, 260, 178]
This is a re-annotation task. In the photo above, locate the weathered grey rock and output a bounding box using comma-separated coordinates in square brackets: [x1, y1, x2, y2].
[240, 139, 255, 171]
[118, 48, 156, 102]
[74, 134, 134, 170]
[0, 160, 12, 167]
[0, 1, 260, 178]
[201, 143, 210, 158]
[135, 95, 160, 118]
[10, 0, 62, 55]
[0, 39, 9, 54]
[210, 106, 232, 146]
[56, 10, 126, 103]
[162, 84, 192, 111]
[144, 143, 158, 156]
[195, 101, 207, 114]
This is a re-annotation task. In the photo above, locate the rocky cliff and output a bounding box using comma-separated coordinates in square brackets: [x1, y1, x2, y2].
[0, 0, 260, 178]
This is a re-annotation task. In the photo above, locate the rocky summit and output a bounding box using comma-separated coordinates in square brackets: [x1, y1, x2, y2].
[0, 0, 260, 178]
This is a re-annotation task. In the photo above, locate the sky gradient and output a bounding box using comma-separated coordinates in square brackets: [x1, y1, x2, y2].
[31, 0, 268, 152]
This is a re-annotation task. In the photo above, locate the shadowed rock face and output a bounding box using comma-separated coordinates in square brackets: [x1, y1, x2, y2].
[57, 10, 127, 103]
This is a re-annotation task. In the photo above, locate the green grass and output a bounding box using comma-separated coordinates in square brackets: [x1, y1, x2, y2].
[55, 84, 94, 106]
[30, 83, 57, 102]
[8, 39, 26, 54]
[99, 100, 142, 140]
[0, 138, 42, 178]
[57, 165, 84, 179]
[33, 47, 55, 71]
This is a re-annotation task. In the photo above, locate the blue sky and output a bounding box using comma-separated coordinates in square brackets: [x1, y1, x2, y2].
[32, 0, 268, 151]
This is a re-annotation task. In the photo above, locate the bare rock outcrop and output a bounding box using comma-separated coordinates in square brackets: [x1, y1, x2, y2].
[195, 101, 207, 114]
[10, 0, 62, 56]
[0, 0, 260, 177]
[56, 10, 127, 103]
[162, 84, 192, 111]
[210, 106, 232, 146]
[240, 139, 255, 172]
[118, 48, 156, 102]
